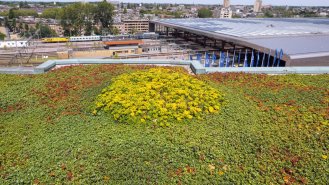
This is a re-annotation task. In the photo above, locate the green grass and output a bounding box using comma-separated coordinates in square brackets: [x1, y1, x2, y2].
[1, 65, 328, 184]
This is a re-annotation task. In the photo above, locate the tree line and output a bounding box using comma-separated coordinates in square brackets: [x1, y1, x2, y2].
[2, 0, 115, 38]
[0, 9, 38, 18]
[41, 1, 115, 36]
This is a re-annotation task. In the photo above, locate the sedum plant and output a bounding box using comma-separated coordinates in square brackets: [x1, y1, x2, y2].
[93, 68, 224, 125]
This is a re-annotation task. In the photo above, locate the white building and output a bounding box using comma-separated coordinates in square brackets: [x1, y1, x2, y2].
[0, 40, 28, 48]
[220, 8, 232, 18]
[220, 0, 232, 18]
[191, 7, 198, 13]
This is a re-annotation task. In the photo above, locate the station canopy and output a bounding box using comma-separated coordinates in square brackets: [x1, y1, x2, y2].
[151, 18, 329, 65]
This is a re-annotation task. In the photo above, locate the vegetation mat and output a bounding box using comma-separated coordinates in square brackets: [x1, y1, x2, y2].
[0, 65, 328, 184]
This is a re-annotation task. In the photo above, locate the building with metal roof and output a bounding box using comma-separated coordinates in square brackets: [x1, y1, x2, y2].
[150, 18, 329, 66]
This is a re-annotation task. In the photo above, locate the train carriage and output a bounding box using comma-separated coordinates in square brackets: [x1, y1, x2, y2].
[135, 32, 159, 39]
[69, 36, 101, 42]
[41, 37, 69, 43]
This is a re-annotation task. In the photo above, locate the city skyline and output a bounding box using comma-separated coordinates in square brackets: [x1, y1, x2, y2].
[1, 0, 329, 6]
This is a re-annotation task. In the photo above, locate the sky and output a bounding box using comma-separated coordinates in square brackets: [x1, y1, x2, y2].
[119, 0, 329, 6]
[3, 0, 329, 6]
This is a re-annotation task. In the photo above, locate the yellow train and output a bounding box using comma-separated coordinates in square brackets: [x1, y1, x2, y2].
[41, 37, 69, 43]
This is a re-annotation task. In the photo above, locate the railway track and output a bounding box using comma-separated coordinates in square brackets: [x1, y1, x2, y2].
[0, 51, 58, 66]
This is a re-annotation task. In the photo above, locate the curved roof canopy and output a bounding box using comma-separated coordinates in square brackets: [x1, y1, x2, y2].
[151, 18, 329, 66]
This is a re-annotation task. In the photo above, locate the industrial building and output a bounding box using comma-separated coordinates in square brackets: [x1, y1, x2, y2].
[150, 18, 329, 66]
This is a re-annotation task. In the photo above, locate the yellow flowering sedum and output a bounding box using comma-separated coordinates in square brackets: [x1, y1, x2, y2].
[93, 68, 224, 125]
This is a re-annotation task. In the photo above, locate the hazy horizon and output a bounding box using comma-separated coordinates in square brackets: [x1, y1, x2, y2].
[1, 0, 329, 7]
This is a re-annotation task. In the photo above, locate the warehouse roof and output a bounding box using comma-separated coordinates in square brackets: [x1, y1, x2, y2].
[151, 18, 329, 66]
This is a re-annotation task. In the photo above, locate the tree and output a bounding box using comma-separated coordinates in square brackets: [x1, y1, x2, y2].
[19, 1, 30, 8]
[70, 3, 85, 35]
[84, 21, 93, 36]
[6, 9, 38, 18]
[8, 8, 15, 19]
[24, 23, 29, 31]
[20, 26, 36, 38]
[38, 24, 57, 38]
[84, 3, 96, 36]
[60, 2, 98, 36]
[43, 1, 115, 36]
[129, 28, 137, 35]
[198, 8, 213, 18]
[112, 27, 120, 35]
[140, 9, 151, 15]
[94, 0, 114, 29]
[123, 8, 127, 14]
[174, 11, 182, 18]
[11, 18, 16, 32]
[4, 17, 10, 29]
[41, 8, 63, 19]
[60, 3, 84, 36]
[35, 22, 40, 29]
[0, 31, 6, 40]
[19, 1, 23, 8]
[93, 26, 101, 35]
[19, 22, 23, 30]
[264, 10, 274, 18]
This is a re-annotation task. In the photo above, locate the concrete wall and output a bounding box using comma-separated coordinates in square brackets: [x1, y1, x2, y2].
[1, 59, 329, 74]
[289, 56, 329, 66]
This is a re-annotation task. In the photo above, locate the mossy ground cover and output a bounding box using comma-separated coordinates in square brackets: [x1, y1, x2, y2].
[0, 65, 328, 184]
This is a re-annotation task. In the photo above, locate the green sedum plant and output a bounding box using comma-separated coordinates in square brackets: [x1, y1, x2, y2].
[93, 68, 224, 125]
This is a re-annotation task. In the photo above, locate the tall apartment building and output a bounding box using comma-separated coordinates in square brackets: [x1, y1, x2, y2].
[223, 0, 230, 8]
[254, 0, 263, 13]
[123, 20, 149, 34]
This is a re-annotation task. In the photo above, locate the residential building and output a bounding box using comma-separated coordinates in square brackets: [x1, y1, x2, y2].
[123, 19, 149, 34]
[220, 8, 233, 18]
[223, 0, 230, 8]
[221, 0, 232, 18]
[212, 8, 221, 18]
[143, 14, 156, 20]
[113, 22, 125, 34]
[254, 0, 263, 13]
[191, 7, 198, 13]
